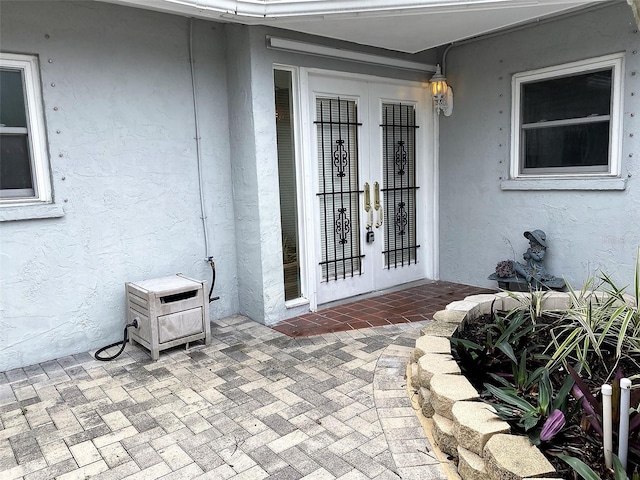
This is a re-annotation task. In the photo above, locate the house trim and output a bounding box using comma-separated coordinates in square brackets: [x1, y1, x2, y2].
[106, 0, 606, 20]
[500, 178, 628, 191]
[267, 37, 436, 73]
[0, 203, 65, 222]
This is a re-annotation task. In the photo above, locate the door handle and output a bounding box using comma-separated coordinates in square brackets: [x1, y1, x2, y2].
[374, 182, 383, 228]
[364, 182, 373, 229]
[364, 182, 371, 213]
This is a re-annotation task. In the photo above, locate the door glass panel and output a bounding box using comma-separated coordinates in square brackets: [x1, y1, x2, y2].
[315, 97, 362, 281]
[381, 103, 419, 268]
[275, 70, 301, 300]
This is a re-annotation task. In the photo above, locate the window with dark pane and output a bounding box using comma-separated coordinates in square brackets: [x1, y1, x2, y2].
[315, 97, 362, 282]
[523, 123, 609, 169]
[381, 103, 419, 268]
[520, 68, 612, 173]
[1, 135, 33, 190]
[1, 67, 35, 195]
[522, 69, 612, 123]
[1, 69, 28, 127]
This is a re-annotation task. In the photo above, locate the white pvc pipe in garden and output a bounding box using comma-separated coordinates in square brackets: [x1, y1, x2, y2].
[602, 384, 613, 469]
[618, 378, 632, 469]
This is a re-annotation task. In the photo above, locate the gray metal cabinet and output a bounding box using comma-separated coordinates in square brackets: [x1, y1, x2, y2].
[126, 274, 211, 360]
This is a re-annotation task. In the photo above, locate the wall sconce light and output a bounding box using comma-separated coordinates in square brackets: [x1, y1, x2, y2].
[429, 64, 453, 116]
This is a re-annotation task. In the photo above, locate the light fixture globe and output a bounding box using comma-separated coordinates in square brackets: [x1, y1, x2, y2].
[429, 64, 453, 116]
[429, 65, 448, 97]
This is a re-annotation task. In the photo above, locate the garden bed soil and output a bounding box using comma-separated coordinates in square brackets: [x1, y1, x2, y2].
[452, 312, 639, 480]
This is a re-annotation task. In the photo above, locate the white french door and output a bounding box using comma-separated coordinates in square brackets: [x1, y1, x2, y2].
[305, 72, 435, 306]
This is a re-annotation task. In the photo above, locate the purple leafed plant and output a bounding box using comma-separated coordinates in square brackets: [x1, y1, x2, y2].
[495, 260, 514, 278]
[540, 409, 566, 441]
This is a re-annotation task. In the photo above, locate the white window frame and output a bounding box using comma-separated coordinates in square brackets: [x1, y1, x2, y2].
[274, 64, 311, 309]
[510, 53, 624, 181]
[1, 52, 52, 206]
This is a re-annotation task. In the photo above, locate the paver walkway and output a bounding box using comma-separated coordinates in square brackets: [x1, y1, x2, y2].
[1, 315, 448, 480]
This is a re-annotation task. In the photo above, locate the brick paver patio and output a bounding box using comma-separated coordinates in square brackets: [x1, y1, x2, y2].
[0, 282, 487, 479]
[272, 281, 493, 337]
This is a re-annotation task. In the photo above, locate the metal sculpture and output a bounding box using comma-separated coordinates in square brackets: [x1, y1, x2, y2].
[489, 230, 565, 290]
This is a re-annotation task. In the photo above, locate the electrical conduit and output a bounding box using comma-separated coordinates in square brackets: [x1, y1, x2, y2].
[188, 18, 219, 302]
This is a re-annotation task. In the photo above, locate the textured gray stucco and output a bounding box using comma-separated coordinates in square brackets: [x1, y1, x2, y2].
[225, 24, 271, 324]
[439, 2, 640, 289]
[0, 0, 438, 369]
[0, 1, 238, 370]
[6, 1, 635, 370]
[226, 24, 436, 325]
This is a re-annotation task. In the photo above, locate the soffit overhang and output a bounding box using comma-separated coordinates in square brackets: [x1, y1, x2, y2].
[101, 0, 612, 53]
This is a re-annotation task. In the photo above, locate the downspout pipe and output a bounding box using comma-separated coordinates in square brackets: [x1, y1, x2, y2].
[441, 43, 455, 76]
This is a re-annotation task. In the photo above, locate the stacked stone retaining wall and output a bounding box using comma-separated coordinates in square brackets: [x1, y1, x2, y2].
[407, 290, 633, 480]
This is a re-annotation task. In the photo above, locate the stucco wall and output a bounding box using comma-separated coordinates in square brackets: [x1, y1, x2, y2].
[439, 2, 640, 289]
[0, 1, 238, 370]
[225, 25, 270, 324]
[228, 24, 436, 324]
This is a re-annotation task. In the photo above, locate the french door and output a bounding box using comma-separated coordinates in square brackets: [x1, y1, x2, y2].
[306, 72, 435, 306]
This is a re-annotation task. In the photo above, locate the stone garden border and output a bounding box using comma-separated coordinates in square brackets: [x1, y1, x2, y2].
[407, 290, 636, 480]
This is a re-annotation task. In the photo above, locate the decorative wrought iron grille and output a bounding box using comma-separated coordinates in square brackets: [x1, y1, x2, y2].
[315, 97, 364, 282]
[381, 103, 420, 268]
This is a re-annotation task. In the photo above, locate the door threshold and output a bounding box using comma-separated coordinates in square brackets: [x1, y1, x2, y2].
[317, 278, 438, 311]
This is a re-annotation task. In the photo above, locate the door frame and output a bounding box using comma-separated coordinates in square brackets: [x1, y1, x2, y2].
[298, 67, 440, 311]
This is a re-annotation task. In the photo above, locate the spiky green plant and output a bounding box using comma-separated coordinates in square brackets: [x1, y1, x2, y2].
[503, 287, 552, 325]
[545, 247, 640, 379]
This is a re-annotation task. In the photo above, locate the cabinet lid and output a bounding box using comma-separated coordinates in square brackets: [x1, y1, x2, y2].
[130, 275, 202, 295]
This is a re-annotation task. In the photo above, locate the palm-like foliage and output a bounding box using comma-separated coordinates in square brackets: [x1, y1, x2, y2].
[504, 287, 551, 324]
[453, 249, 640, 476]
[545, 247, 640, 379]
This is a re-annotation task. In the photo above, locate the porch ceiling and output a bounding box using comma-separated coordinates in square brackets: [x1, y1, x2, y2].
[102, 0, 609, 53]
